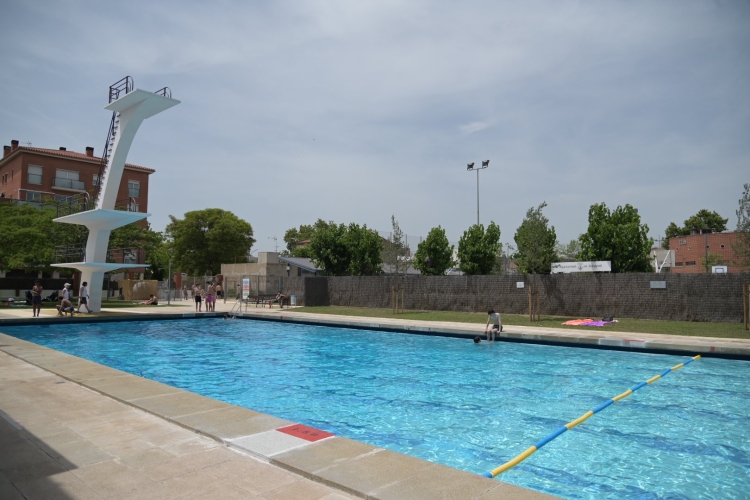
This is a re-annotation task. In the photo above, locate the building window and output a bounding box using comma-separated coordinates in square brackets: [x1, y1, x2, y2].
[674, 262, 683, 266]
[28, 165, 43, 185]
[93, 174, 100, 186]
[685, 261, 696, 266]
[54, 194, 74, 203]
[54, 169, 84, 190]
[679, 239, 687, 245]
[128, 180, 140, 198]
[26, 191, 42, 202]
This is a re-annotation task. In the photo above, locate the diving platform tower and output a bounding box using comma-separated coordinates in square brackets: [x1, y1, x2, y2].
[52, 77, 180, 312]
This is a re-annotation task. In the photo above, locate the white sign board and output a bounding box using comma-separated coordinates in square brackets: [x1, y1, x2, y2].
[712, 266, 728, 274]
[516, 282, 525, 288]
[242, 278, 250, 300]
[551, 261, 612, 274]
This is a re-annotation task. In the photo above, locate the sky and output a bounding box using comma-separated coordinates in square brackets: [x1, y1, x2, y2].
[1, 0, 749, 254]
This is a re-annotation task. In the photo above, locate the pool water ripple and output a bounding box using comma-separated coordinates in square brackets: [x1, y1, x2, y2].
[3, 319, 749, 500]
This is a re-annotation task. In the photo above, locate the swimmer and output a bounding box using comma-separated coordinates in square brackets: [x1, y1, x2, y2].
[473, 336, 482, 344]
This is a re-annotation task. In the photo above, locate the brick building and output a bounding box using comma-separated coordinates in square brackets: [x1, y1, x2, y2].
[0, 139, 153, 211]
[669, 230, 747, 273]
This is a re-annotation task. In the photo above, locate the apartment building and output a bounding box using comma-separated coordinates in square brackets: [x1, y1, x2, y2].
[0, 139, 153, 211]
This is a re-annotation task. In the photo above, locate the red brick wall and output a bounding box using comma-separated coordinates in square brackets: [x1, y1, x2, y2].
[669, 232, 746, 273]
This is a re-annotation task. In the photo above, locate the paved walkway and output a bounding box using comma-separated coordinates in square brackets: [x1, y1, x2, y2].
[0, 350, 359, 500]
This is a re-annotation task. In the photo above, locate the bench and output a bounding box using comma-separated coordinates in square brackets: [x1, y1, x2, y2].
[243, 295, 289, 308]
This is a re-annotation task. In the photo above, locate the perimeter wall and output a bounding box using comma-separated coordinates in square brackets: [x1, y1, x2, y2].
[283, 273, 750, 323]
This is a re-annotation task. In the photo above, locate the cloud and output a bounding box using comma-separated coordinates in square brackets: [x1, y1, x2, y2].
[1, 0, 749, 248]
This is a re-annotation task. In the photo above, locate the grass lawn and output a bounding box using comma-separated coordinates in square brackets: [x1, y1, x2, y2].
[292, 306, 750, 339]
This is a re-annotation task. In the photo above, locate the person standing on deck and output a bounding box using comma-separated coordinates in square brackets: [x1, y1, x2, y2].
[31, 280, 43, 317]
[77, 281, 91, 313]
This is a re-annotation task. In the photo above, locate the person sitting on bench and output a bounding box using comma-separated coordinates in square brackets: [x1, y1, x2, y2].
[271, 291, 286, 308]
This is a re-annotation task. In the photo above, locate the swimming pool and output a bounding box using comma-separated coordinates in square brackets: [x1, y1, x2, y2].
[3, 319, 748, 499]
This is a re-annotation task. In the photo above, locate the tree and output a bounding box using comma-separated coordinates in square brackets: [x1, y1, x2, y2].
[413, 226, 454, 276]
[165, 209, 255, 276]
[579, 203, 653, 273]
[513, 202, 558, 274]
[309, 222, 350, 276]
[0, 201, 83, 272]
[733, 183, 750, 269]
[457, 222, 501, 275]
[381, 215, 410, 274]
[663, 210, 728, 249]
[555, 238, 581, 262]
[346, 223, 384, 276]
[308, 221, 383, 276]
[282, 219, 332, 258]
[109, 221, 167, 279]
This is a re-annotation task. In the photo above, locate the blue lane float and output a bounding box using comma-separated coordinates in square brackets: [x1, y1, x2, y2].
[482, 354, 701, 478]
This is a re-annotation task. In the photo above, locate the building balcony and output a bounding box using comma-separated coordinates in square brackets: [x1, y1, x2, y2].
[53, 177, 86, 191]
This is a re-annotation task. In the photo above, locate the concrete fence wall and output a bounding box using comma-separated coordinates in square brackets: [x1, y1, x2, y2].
[288, 273, 750, 323]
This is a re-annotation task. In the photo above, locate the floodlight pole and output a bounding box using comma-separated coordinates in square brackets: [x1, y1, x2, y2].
[466, 160, 489, 225]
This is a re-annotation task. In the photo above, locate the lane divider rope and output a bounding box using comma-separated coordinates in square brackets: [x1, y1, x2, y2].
[482, 354, 701, 478]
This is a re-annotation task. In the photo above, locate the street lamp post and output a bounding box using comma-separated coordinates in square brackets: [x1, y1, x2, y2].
[466, 160, 489, 225]
[167, 248, 174, 305]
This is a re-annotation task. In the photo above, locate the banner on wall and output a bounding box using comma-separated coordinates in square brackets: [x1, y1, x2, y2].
[551, 261, 612, 274]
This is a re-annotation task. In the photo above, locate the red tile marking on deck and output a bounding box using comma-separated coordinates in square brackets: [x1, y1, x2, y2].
[276, 424, 334, 442]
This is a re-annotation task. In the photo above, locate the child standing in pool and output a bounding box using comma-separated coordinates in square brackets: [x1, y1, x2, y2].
[485, 309, 503, 342]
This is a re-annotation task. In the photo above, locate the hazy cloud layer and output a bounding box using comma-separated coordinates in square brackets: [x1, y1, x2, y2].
[1, 0, 748, 251]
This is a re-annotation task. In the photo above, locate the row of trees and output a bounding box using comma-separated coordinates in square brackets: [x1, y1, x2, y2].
[3, 183, 748, 278]
[0, 203, 256, 279]
[282, 200, 654, 275]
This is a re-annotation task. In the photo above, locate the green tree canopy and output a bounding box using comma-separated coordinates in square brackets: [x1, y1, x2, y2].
[0, 201, 83, 272]
[513, 202, 558, 274]
[283, 219, 332, 258]
[346, 223, 384, 276]
[457, 222, 501, 275]
[165, 208, 255, 275]
[309, 221, 383, 276]
[413, 226, 454, 276]
[309, 222, 350, 276]
[733, 183, 750, 268]
[579, 202, 653, 273]
[663, 209, 729, 248]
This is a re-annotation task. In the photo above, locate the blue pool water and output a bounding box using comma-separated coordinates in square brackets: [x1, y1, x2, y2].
[3, 319, 749, 499]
